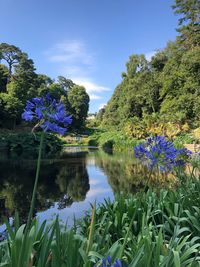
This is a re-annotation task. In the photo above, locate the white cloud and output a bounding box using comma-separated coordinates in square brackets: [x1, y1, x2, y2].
[45, 40, 111, 101]
[46, 40, 94, 78]
[60, 66, 89, 77]
[73, 78, 110, 94]
[145, 51, 156, 61]
[86, 188, 111, 198]
[89, 94, 102, 100]
[89, 179, 101, 185]
[47, 40, 93, 65]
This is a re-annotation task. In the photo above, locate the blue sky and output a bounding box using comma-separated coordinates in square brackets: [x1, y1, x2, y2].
[0, 0, 179, 112]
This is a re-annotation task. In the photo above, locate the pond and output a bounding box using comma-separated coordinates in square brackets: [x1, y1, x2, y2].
[0, 147, 175, 232]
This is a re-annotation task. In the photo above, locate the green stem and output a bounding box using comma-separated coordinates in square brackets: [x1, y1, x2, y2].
[26, 132, 45, 231]
[86, 201, 96, 255]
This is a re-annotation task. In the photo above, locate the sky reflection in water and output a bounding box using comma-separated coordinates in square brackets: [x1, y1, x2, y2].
[37, 160, 114, 225]
[0, 148, 115, 228]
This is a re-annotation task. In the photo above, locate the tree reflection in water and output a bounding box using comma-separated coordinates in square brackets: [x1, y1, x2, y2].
[0, 151, 90, 224]
[92, 150, 177, 194]
[0, 148, 177, 225]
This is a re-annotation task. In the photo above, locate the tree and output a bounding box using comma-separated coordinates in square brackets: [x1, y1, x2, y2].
[159, 44, 200, 122]
[102, 30, 199, 129]
[151, 51, 168, 71]
[68, 85, 90, 129]
[0, 64, 9, 92]
[96, 106, 106, 122]
[37, 74, 53, 87]
[173, 0, 200, 26]
[0, 43, 22, 77]
[126, 54, 149, 78]
[7, 53, 38, 103]
[173, 0, 200, 48]
[102, 54, 152, 127]
[57, 76, 75, 91]
[38, 82, 66, 100]
[67, 164, 89, 202]
[0, 93, 23, 128]
[0, 43, 91, 130]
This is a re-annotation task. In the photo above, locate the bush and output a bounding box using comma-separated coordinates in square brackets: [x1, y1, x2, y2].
[88, 130, 142, 151]
[0, 132, 64, 156]
[88, 138, 99, 147]
[173, 133, 196, 148]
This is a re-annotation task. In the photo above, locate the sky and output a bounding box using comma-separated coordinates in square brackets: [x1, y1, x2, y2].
[0, 0, 179, 113]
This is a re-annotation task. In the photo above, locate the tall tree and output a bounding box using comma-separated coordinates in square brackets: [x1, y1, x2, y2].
[57, 76, 75, 91]
[68, 85, 90, 129]
[7, 53, 38, 102]
[102, 0, 200, 129]
[36, 74, 53, 88]
[0, 43, 22, 77]
[173, 0, 200, 48]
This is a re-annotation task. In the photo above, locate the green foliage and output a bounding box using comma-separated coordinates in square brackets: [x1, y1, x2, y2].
[123, 113, 192, 140]
[102, 40, 200, 130]
[1, 179, 200, 266]
[7, 53, 38, 103]
[0, 133, 64, 154]
[80, 180, 200, 266]
[173, 133, 197, 148]
[57, 76, 75, 91]
[68, 85, 90, 129]
[0, 93, 23, 128]
[0, 64, 9, 92]
[0, 42, 90, 131]
[88, 130, 141, 151]
[38, 82, 66, 101]
[173, 0, 200, 48]
[0, 218, 84, 267]
[0, 43, 22, 76]
[101, 0, 200, 131]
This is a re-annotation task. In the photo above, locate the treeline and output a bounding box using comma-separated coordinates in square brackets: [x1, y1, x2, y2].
[0, 44, 89, 130]
[99, 0, 200, 138]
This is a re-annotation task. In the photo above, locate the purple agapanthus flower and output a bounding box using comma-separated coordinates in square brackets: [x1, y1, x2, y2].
[94, 256, 124, 267]
[22, 93, 72, 135]
[134, 136, 191, 172]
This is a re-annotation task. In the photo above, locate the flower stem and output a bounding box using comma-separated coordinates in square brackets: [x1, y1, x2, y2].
[147, 167, 153, 186]
[26, 132, 45, 231]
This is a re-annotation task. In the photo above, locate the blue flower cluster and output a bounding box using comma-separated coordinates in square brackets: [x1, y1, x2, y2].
[134, 136, 191, 172]
[95, 256, 123, 267]
[22, 93, 72, 135]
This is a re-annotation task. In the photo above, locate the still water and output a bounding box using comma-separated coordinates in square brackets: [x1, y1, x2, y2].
[0, 147, 174, 231]
[0, 148, 115, 226]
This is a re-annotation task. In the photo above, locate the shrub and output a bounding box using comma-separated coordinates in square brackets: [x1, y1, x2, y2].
[173, 133, 196, 148]
[0, 132, 64, 156]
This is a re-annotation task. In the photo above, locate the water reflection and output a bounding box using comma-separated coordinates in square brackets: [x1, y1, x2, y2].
[0, 151, 90, 224]
[92, 150, 176, 193]
[0, 148, 176, 226]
